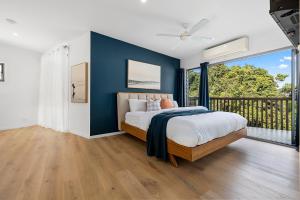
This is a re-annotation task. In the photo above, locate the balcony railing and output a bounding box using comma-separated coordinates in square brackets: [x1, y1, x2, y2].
[188, 97, 293, 131]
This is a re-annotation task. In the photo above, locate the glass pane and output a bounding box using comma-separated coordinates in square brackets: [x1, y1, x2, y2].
[187, 68, 200, 106]
[208, 49, 293, 145]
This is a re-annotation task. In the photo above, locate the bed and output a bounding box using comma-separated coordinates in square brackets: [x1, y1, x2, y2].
[117, 92, 247, 167]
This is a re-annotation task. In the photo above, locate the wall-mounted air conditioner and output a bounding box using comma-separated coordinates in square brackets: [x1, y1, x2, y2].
[202, 37, 249, 59]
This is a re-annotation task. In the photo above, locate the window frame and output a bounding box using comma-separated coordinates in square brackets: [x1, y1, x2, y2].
[0, 63, 4, 82]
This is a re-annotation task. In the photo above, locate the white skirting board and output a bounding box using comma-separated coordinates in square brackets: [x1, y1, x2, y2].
[89, 131, 125, 139]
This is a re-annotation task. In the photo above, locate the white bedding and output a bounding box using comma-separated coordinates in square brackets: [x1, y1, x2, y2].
[125, 107, 247, 147]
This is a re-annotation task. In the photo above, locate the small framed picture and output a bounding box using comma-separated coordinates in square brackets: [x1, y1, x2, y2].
[71, 62, 88, 103]
[0, 63, 4, 82]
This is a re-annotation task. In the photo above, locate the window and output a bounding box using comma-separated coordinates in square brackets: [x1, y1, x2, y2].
[187, 67, 200, 106]
[186, 49, 298, 145]
[208, 48, 296, 145]
[0, 63, 4, 81]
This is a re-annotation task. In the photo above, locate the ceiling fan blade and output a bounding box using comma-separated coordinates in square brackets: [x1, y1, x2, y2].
[188, 18, 209, 35]
[156, 33, 180, 37]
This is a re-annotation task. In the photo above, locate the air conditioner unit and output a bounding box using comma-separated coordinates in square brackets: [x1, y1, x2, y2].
[202, 37, 249, 59]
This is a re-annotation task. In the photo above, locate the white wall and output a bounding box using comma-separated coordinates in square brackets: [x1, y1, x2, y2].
[181, 29, 291, 69]
[0, 42, 41, 130]
[68, 32, 91, 138]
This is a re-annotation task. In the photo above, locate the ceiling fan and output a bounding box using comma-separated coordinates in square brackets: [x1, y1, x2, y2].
[156, 18, 214, 49]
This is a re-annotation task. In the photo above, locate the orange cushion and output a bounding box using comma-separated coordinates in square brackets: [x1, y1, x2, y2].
[160, 99, 174, 109]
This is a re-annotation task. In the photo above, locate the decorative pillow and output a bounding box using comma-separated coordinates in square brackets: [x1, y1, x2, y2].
[147, 100, 161, 111]
[128, 99, 147, 112]
[172, 101, 179, 108]
[160, 99, 174, 109]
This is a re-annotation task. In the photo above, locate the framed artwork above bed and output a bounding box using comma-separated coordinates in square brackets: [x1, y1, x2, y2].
[127, 60, 161, 90]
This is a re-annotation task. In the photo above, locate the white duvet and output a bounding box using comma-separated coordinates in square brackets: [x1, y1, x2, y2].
[125, 106, 247, 147]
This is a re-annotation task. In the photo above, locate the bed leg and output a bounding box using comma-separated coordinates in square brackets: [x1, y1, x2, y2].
[168, 154, 178, 167]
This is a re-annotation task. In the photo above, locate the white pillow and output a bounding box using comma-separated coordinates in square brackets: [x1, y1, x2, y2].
[172, 101, 179, 108]
[128, 99, 147, 112]
[147, 99, 161, 111]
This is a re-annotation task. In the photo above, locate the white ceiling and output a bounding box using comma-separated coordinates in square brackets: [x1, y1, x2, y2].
[0, 0, 290, 59]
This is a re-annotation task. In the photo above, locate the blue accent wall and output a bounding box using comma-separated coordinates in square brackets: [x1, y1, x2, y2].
[90, 31, 180, 136]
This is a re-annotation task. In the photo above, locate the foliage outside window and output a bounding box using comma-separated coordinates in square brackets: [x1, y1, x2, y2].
[187, 68, 200, 97]
[188, 49, 292, 99]
[208, 64, 291, 98]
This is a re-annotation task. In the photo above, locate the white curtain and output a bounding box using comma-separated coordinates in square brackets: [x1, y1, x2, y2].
[38, 45, 69, 132]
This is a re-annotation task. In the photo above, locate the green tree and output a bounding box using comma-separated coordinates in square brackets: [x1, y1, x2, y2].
[207, 64, 280, 97]
[187, 70, 200, 97]
[275, 73, 288, 82]
[280, 83, 292, 97]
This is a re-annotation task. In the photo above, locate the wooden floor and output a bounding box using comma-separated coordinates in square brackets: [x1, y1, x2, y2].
[0, 126, 299, 200]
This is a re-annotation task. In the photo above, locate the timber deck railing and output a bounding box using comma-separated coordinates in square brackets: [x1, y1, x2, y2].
[188, 97, 293, 131]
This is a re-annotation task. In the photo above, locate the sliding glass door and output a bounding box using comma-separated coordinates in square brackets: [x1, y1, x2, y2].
[210, 48, 297, 145]
[187, 48, 299, 146]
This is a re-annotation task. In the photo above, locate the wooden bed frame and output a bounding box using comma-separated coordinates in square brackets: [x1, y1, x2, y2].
[117, 92, 247, 167]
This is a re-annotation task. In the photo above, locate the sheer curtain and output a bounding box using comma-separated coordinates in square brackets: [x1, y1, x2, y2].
[38, 45, 69, 132]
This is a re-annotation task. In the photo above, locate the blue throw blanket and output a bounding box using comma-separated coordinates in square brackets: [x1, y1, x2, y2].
[147, 109, 213, 161]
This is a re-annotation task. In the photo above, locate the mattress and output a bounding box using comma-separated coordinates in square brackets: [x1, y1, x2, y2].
[125, 107, 247, 147]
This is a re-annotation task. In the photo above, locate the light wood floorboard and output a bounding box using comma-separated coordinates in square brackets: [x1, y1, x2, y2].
[0, 126, 299, 200]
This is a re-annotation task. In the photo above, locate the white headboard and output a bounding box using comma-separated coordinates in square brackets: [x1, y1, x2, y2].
[117, 92, 173, 130]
